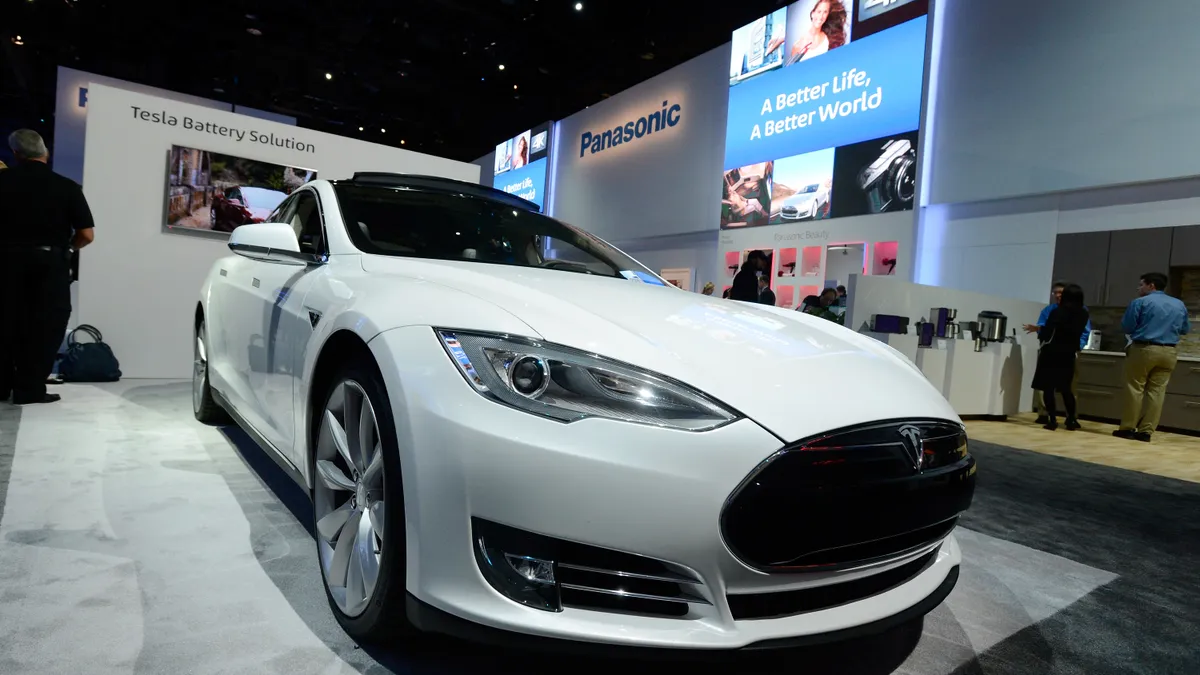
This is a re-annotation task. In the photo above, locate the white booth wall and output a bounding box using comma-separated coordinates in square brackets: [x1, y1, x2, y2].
[916, 0, 1200, 302]
[79, 84, 480, 379]
[547, 45, 731, 287]
[55, 67, 298, 330]
[54, 66, 296, 185]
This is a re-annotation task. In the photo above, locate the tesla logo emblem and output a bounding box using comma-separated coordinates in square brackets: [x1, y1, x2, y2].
[308, 310, 321, 328]
[898, 425, 924, 472]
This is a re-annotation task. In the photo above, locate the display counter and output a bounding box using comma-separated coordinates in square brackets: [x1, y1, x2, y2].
[864, 332, 1038, 417]
[1075, 350, 1200, 432]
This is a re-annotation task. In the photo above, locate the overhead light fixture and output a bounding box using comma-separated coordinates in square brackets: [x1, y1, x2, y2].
[401, 140, 406, 145]
[358, 126, 364, 131]
[246, 28, 262, 36]
[575, 2, 583, 10]
[381, 128, 386, 134]
[325, 72, 333, 80]
[513, 84, 518, 90]
[498, 64, 505, 71]
[12, 35, 25, 46]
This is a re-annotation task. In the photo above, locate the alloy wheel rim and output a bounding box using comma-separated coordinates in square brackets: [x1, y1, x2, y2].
[314, 380, 385, 617]
[193, 329, 207, 413]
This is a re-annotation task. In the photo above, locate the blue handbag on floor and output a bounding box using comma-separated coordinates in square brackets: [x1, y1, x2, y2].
[59, 325, 122, 383]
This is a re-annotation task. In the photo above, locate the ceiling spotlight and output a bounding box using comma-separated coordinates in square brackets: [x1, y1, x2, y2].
[401, 140, 406, 145]
[575, 2, 583, 10]
[325, 72, 333, 80]
[358, 126, 364, 131]
[12, 35, 25, 46]
[498, 64, 505, 71]
[246, 27, 262, 36]
[381, 128, 386, 133]
[513, 84, 518, 90]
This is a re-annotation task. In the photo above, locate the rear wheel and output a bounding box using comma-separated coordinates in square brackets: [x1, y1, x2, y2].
[313, 361, 411, 641]
[193, 319, 230, 425]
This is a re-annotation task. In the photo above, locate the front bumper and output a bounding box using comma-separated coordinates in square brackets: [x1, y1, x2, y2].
[369, 326, 964, 650]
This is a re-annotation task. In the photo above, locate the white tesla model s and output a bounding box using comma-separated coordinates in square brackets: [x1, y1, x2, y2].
[193, 173, 975, 651]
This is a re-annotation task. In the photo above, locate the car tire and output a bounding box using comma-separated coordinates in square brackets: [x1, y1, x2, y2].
[193, 319, 231, 425]
[312, 359, 412, 642]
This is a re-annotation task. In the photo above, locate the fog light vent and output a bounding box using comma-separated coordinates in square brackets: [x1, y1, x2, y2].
[475, 538, 561, 612]
[505, 553, 556, 586]
[472, 517, 709, 619]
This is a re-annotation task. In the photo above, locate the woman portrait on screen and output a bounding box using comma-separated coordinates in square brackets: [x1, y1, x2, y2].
[787, 0, 848, 64]
[512, 133, 530, 170]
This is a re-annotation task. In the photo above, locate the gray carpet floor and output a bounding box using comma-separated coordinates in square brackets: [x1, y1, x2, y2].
[0, 381, 1195, 674]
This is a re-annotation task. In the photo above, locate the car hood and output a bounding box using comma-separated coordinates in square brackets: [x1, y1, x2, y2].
[361, 256, 958, 441]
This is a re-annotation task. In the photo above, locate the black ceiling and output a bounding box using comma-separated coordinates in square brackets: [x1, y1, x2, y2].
[4, 0, 782, 162]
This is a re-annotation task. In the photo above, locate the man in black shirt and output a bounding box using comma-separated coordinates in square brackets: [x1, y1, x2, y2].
[730, 250, 768, 302]
[0, 129, 96, 404]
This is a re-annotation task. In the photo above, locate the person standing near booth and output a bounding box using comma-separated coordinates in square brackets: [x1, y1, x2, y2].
[1025, 281, 1092, 424]
[0, 129, 96, 405]
[1114, 272, 1190, 442]
[730, 250, 768, 302]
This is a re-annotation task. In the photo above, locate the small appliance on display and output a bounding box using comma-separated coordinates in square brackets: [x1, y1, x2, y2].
[870, 314, 910, 335]
[1084, 330, 1102, 351]
[915, 319, 936, 348]
[965, 322, 986, 352]
[929, 307, 959, 339]
[975, 310, 1008, 345]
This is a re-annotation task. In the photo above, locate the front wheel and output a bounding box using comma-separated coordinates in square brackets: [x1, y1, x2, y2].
[193, 319, 230, 424]
[313, 362, 411, 641]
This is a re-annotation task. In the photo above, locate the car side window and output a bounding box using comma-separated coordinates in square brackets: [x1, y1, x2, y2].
[290, 191, 325, 256]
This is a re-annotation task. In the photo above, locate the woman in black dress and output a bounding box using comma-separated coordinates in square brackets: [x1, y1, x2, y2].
[1032, 284, 1090, 431]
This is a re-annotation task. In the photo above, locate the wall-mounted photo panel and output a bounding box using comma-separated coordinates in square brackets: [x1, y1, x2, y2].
[165, 145, 316, 235]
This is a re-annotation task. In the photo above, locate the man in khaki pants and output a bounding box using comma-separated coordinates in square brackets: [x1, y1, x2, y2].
[1114, 272, 1191, 442]
[1025, 281, 1091, 424]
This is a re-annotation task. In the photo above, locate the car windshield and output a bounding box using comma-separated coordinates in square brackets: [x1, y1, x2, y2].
[240, 187, 287, 210]
[333, 183, 663, 282]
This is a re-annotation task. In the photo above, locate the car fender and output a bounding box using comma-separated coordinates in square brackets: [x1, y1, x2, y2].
[292, 261, 538, 487]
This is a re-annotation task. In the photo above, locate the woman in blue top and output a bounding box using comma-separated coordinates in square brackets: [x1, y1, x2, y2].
[1031, 284, 1091, 431]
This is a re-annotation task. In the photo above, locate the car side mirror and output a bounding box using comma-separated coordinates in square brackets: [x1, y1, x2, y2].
[229, 223, 319, 265]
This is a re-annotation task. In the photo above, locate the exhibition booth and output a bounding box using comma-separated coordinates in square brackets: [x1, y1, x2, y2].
[76, 84, 479, 379]
[467, 0, 1198, 426]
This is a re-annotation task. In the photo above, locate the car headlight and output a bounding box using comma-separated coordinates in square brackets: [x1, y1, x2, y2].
[437, 330, 739, 431]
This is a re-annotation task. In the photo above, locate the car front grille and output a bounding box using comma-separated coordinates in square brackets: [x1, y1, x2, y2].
[720, 419, 975, 572]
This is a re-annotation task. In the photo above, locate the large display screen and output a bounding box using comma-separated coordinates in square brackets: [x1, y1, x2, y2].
[493, 121, 553, 212]
[722, 0, 928, 228]
[164, 145, 316, 234]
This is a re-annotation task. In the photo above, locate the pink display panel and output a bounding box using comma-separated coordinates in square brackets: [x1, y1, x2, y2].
[872, 241, 899, 275]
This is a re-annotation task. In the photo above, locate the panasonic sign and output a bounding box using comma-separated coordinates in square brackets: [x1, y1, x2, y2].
[579, 100, 682, 158]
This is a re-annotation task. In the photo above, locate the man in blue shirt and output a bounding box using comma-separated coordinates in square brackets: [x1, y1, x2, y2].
[1024, 281, 1092, 424]
[1114, 272, 1191, 442]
